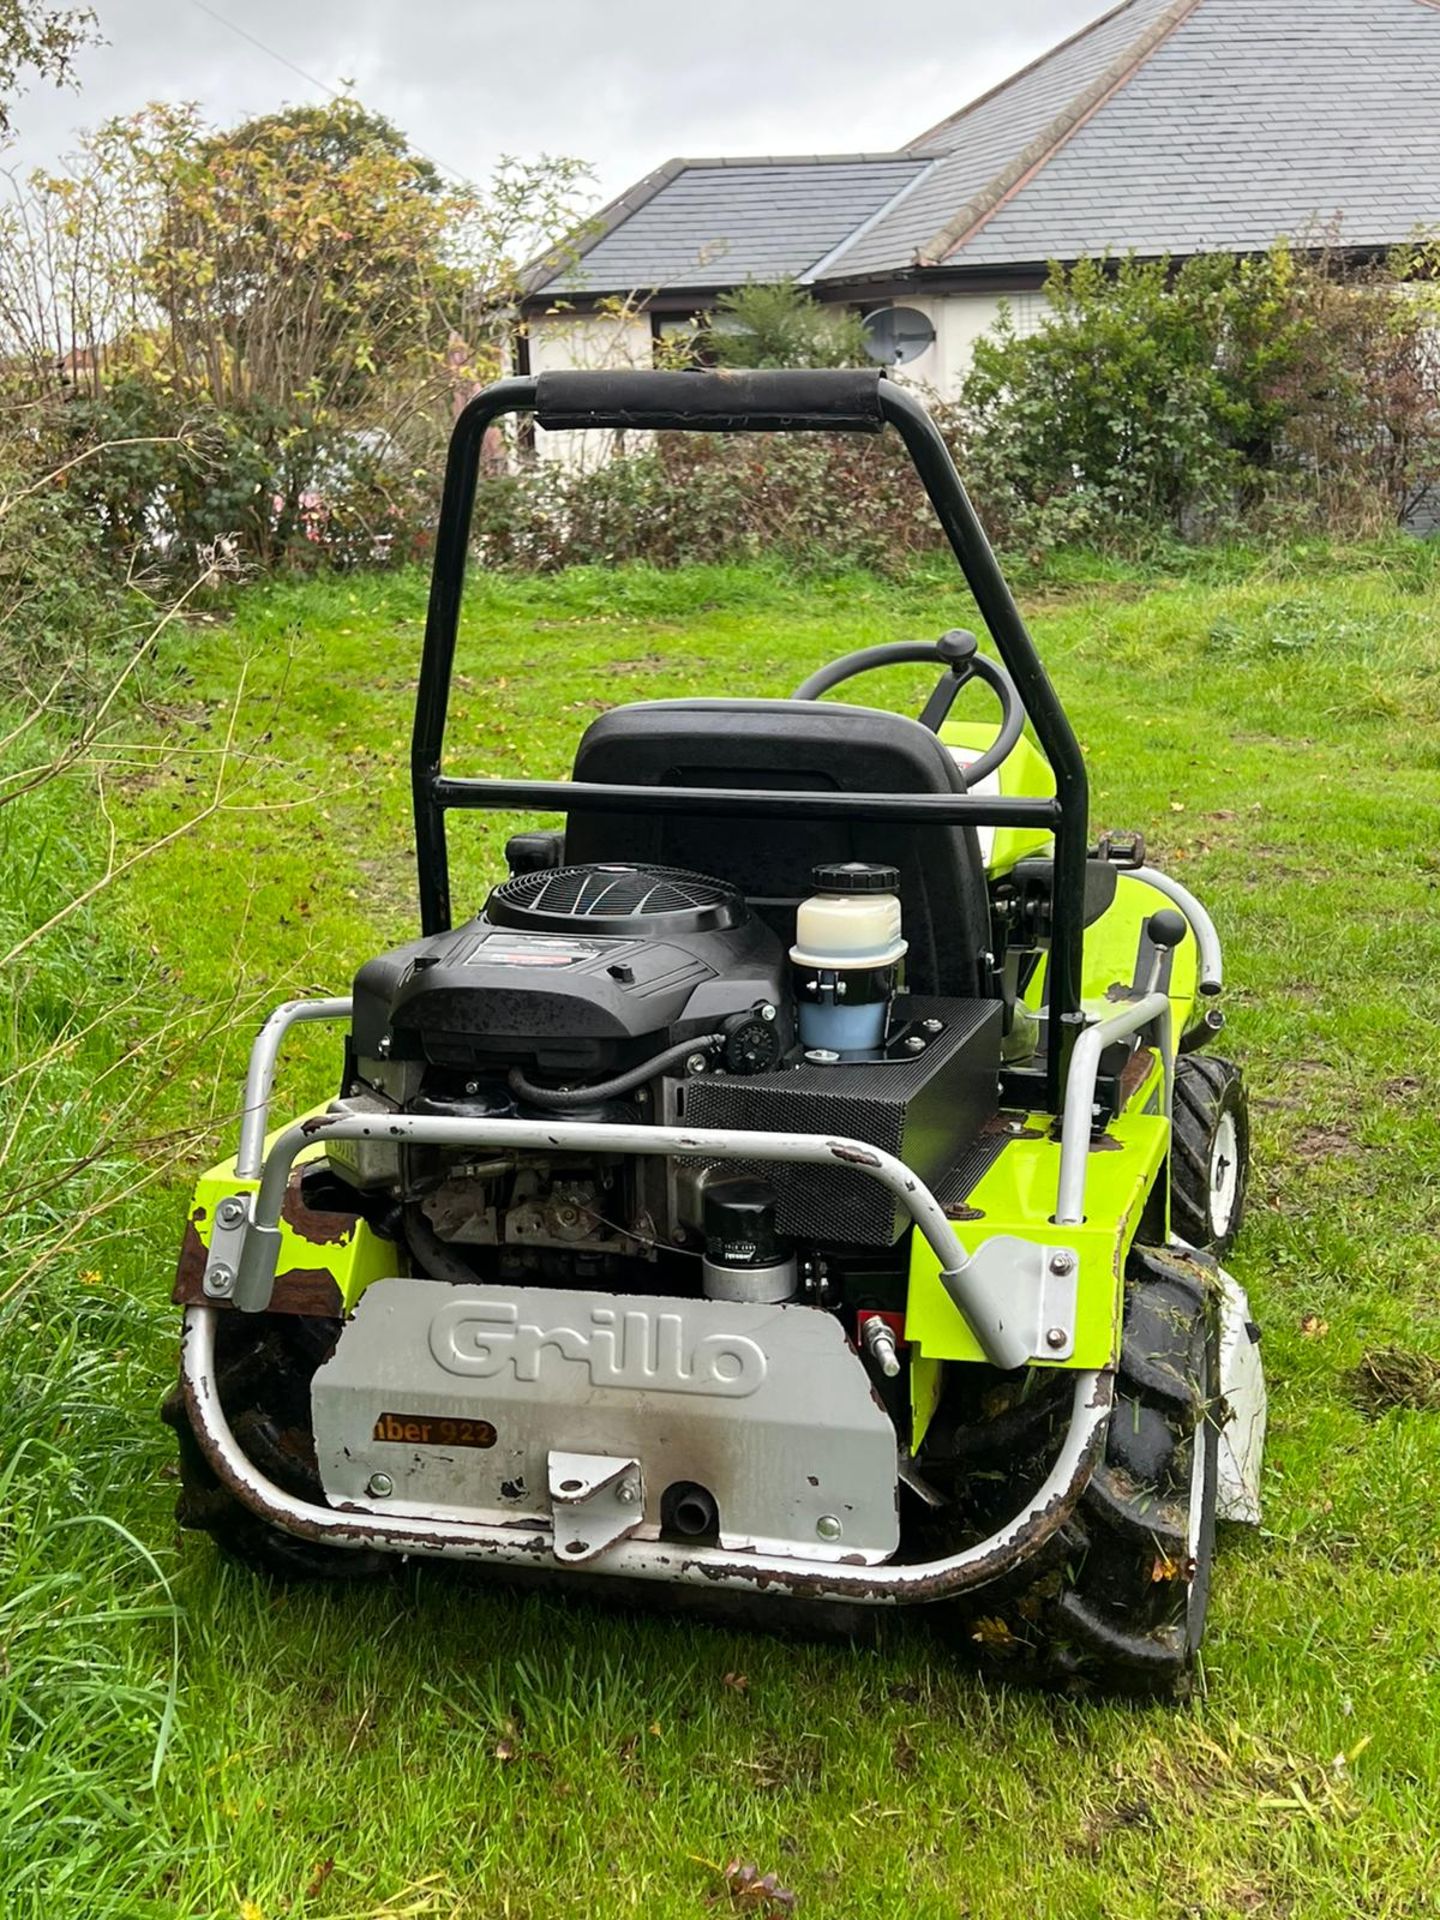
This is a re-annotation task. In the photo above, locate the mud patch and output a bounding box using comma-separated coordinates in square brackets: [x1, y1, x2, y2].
[1291, 1124, 1364, 1164]
[1381, 1075, 1425, 1103]
[1350, 1347, 1440, 1417]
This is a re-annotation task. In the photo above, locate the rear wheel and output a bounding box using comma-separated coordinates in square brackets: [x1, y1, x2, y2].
[1171, 1053, 1249, 1255]
[934, 1244, 1221, 1699]
[162, 1311, 389, 1583]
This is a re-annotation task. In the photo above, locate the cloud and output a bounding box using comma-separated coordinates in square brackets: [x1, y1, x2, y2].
[3, 0, 1110, 200]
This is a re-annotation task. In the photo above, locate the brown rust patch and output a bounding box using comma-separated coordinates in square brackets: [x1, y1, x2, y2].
[1118, 1045, 1157, 1107]
[172, 1170, 348, 1314]
[174, 1259, 344, 1316]
[281, 1177, 356, 1248]
[830, 1142, 881, 1168]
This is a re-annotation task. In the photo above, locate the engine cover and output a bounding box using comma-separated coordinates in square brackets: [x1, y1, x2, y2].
[350, 863, 789, 1073]
[311, 1278, 899, 1566]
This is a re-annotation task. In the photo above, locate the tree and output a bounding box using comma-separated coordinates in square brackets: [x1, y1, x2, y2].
[0, 0, 97, 136]
[701, 279, 871, 369]
[0, 97, 591, 566]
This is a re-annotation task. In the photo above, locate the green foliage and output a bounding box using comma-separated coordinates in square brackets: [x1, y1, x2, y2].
[960, 245, 1440, 547]
[0, 446, 140, 688]
[475, 247, 1440, 577]
[701, 278, 872, 369]
[0, 99, 592, 580]
[473, 426, 937, 575]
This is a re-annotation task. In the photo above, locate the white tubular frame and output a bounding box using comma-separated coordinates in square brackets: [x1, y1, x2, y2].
[1054, 992, 1172, 1227]
[180, 1303, 1113, 1604]
[235, 1109, 1040, 1366]
[1133, 866, 1223, 996]
[235, 997, 354, 1180]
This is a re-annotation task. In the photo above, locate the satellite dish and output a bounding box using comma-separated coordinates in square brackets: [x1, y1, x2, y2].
[861, 305, 936, 367]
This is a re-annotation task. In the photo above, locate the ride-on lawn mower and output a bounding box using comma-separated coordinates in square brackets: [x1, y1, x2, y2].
[167, 370, 1266, 1695]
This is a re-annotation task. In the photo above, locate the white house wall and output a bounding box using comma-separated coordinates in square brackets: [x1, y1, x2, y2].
[878, 291, 1049, 402]
[523, 291, 1049, 465]
[528, 310, 654, 467]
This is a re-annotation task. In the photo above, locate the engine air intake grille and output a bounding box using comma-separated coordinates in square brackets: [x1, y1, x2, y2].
[487, 863, 745, 935]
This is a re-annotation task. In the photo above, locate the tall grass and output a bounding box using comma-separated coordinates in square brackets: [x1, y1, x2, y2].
[1, 544, 1437, 1916]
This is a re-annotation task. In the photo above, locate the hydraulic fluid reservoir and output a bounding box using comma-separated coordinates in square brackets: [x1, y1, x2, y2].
[791, 862, 907, 1055]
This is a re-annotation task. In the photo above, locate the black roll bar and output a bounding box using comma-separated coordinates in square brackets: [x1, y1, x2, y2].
[411, 369, 1089, 1110]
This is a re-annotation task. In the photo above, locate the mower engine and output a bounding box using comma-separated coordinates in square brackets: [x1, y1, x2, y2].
[311, 859, 1001, 1562]
[337, 859, 999, 1295]
[339, 863, 792, 1281]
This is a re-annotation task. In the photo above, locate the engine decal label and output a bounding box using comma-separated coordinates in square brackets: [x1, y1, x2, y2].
[428, 1300, 768, 1398]
[470, 934, 601, 968]
[372, 1411, 497, 1449]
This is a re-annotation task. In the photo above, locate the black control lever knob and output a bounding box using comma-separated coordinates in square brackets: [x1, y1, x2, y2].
[936, 628, 978, 668]
[1147, 909, 1188, 951]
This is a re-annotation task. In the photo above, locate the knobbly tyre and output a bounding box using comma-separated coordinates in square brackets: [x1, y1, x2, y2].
[165, 369, 1266, 1696]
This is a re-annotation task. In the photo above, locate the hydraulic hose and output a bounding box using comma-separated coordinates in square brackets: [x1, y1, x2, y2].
[402, 1200, 480, 1285]
[507, 1033, 725, 1111]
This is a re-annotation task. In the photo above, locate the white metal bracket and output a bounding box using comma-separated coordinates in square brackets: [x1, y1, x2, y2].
[547, 1451, 645, 1564]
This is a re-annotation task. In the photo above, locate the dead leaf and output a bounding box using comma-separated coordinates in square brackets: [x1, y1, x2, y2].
[1151, 1554, 1186, 1584]
[493, 1736, 517, 1763]
[305, 1860, 335, 1900]
[722, 1859, 798, 1914]
[1300, 1314, 1330, 1338]
[722, 1672, 750, 1694]
[970, 1615, 1019, 1651]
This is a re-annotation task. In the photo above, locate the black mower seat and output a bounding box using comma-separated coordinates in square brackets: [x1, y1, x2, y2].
[565, 699, 994, 999]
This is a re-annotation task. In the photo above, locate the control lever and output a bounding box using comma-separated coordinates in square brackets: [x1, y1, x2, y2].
[1138, 908, 1187, 996]
[917, 630, 979, 732]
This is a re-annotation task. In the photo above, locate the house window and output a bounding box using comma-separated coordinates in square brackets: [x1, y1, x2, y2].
[861, 306, 937, 366]
[1005, 292, 1048, 338]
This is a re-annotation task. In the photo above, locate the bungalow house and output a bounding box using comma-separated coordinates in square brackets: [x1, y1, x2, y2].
[519, 0, 1440, 457]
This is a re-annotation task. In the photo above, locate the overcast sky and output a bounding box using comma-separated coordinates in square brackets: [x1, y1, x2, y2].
[4, 0, 1111, 203]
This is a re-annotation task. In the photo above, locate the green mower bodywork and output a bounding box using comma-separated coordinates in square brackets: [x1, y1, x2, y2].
[167, 369, 1265, 1695]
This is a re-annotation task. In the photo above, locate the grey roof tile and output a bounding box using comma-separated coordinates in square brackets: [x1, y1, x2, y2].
[824, 0, 1181, 276]
[535, 158, 926, 296]
[957, 0, 1440, 268]
[531, 0, 1440, 301]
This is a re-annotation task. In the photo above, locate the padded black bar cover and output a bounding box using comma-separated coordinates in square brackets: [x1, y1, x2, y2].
[534, 367, 885, 433]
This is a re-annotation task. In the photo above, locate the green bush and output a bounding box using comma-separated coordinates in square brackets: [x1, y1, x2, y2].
[473, 426, 940, 575]
[959, 246, 1440, 547]
[475, 245, 1440, 574]
[700, 278, 872, 370]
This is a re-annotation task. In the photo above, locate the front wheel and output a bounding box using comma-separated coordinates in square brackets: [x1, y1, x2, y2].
[937, 1245, 1222, 1699]
[162, 1310, 389, 1583]
[1171, 1053, 1249, 1255]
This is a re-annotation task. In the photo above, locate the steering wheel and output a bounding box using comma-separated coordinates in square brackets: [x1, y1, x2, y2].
[791, 630, 1025, 789]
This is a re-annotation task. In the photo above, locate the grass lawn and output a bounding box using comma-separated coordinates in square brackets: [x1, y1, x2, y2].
[3, 546, 1440, 1918]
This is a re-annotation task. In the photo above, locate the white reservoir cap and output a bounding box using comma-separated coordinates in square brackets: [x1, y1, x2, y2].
[790, 862, 907, 970]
